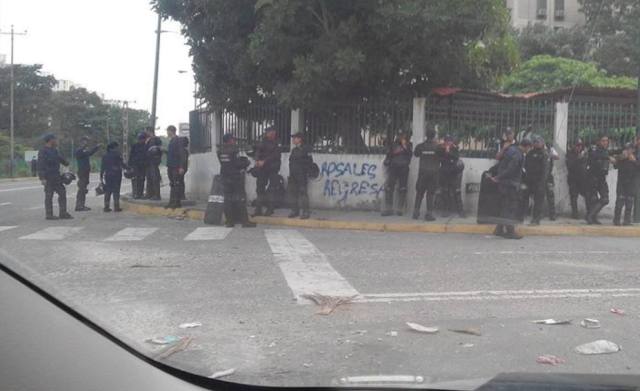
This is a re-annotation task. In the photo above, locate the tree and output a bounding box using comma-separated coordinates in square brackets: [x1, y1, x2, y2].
[154, 0, 518, 110]
[501, 55, 637, 93]
[515, 24, 592, 61]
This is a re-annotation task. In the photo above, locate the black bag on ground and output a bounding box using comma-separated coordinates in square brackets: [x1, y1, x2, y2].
[268, 174, 287, 209]
[477, 165, 501, 224]
[204, 175, 225, 225]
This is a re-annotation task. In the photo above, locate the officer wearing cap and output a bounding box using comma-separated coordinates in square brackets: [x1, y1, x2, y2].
[251, 126, 281, 216]
[412, 129, 442, 221]
[566, 138, 588, 219]
[100, 142, 127, 212]
[38, 133, 73, 220]
[128, 132, 148, 199]
[439, 135, 464, 217]
[218, 133, 256, 227]
[166, 125, 186, 209]
[521, 135, 549, 226]
[74, 135, 101, 211]
[585, 134, 615, 224]
[144, 126, 163, 200]
[612, 142, 638, 225]
[490, 139, 531, 239]
[382, 132, 412, 216]
[288, 132, 313, 219]
[634, 136, 640, 223]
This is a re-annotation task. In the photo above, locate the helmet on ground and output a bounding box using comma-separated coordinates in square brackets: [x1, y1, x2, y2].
[61, 172, 76, 185]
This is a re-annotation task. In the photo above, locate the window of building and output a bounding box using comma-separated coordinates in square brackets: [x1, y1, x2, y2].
[537, 0, 547, 19]
[555, 0, 565, 20]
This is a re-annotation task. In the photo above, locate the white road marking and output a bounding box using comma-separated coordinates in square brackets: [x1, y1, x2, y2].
[184, 227, 232, 241]
[26, 205, 44, 210]
[473, 250, 623, 255]
[20, 226, 84, 240]
[0, 185, 42, 193]
[265, 229, 360, 303]
[357, 288, 640, 303]
[0, 202, 11, 206]
[0, 226, 17, 232]
[104, 227, 158, 241]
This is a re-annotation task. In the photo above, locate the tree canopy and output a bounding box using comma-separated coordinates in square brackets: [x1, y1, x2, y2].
[154, 0, 518, 110]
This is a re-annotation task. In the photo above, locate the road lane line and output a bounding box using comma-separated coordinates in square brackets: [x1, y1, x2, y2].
[0, 226, 17, 232]
[184, 227, 232, 241]
[104, 227, 158, 241]
[265, 229, 360, 303]
[26, 205, 44, 210]
[20, 226, 83, 240]
[0, 202, 11, 206]
[0, 185, 42, 193]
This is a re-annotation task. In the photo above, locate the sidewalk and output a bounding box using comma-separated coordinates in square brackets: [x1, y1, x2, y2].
[121, 187, 640, 238]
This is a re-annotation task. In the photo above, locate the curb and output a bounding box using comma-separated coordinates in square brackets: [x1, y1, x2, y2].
[0, 176, 39, 183]
[121, 200, 640, 238]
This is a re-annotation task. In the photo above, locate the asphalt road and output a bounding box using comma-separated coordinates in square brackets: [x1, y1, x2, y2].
[2, 177, 640, 388]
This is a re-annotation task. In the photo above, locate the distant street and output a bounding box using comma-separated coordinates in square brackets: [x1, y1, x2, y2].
[2, 178, 640, 387]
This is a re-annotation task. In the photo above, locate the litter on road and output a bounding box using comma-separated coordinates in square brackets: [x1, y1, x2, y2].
[580, 318, 601, 329]
[301, 293, 357, 315]
[531, 319, 572, 325]
[610, 308, 626, 316]
[209, 368, 235, 379]
[385, 331, 398, 337]
[178, 322, 202, 329]
[155, 336, 193, 359]
[575, 340, 621, 355]
[448, 328, 482, 336]
[459, 343, 474, 348]
[406, 322, 439, 334]
[536, 355, 565, 365]
[146, 335, 180, 345]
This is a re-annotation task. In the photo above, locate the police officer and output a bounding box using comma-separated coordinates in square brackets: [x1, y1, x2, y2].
[522, 136, 549, 226]
[566, 138, 588, 219]
[218, 134, 256, 227]
[634, 137, 640, 223]
[30, 157, 37, 177]
[100, 142, 127, 212]
[144, 126, 163, 200]
[495, 128, 515, 161]
[74, 136, 100, 211]
[252, 127, 281, 216]
[37, 133, 73, 220]
[613, 143, 638, 226]
[545, 142, 559, 220]
[439, 135, 464, 218]
[128, 133, 147, 199]
[382, 133, 412, 216]
[585, 135, 615, 225]
[180, 137, 190, 201]
[165, 125, 186, 209]
[288, 132, 313, 219]
[412, 129, 442, 221]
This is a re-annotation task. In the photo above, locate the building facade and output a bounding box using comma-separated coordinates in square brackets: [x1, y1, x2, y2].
[506, 0, 585, 29]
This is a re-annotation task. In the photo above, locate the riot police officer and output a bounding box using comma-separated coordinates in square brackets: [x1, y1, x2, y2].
[218, 134, 256, 227]
[166, 125, 186, 209]
[566, 138, 587, 219]
[495, 128, 515, 161]
[490, 139, 531, 239]
[288, 132, 313, 219]
[613, 143, 638, 226]
[180, 137, 190, 201]
[128, 133, 147, 199]
[74, 136, 100, 211]
[412, 130, 442, 221]
[382, 133, 412, 216]
[100, 142, 127, 212]
[144, 126, 163, 200]
[522, 136, 549, 226]
[545, 143, 559, 220]
[439, 135, 464, 218]
[634, 137, 640, 223]
[585, 135, 615, 225]
[38, 133, 73, 220]
[251, 127, 281, 216]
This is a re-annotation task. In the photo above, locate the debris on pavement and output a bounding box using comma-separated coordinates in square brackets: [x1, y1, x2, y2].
[531, 319, 572, 325]
[575, 340, 621, 355]
[352, 330, 368, 335]
[536, 355, 565, 365]
[459, 343, 474, 348]
[448, 328, 482, 336]
[209, 368, 235, 379]
[146, 335, 180, 345]
[385, 331, 398, 337]
[580, 318, 601, 329]
[301, 293, 357, 315]
[406, 322, 439, 334]
[178, 322, 202, 329]
[302, 363, 313, 368]
[155, 336, 193, 359]
[610, 308, 626, 316]
[268, 341, 277, 348]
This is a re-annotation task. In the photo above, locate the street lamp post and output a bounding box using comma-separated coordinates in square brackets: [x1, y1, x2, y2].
[0, 25, 27, 178]
[150, 14, 162, 130]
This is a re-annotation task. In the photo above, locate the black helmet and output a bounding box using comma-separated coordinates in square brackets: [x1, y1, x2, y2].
[123, 168, 135, 179]
[61, 172, 76, 185]
[238, 156, 250, 170]
[308, 162, 320, 179]
[95, 183, 105, 196]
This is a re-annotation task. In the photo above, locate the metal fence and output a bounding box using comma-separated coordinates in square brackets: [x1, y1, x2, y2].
[567, 100, 637, 151]
[188, 110, 212, 153]
[425, 95, 556, 158]
[302, 100, 412, 154]
[220, 103, 291, 152]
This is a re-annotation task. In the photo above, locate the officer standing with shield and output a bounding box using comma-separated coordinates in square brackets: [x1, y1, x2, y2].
[566, 138, 588, 219]
[218, 134, 256, 227]
[585, 135, 615, 225]
[144, 126, 163, 200]
[128, 133, 147, 199]
[38, 133, 73, 220]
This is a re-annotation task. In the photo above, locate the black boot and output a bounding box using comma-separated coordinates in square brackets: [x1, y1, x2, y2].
[113, 195, 122, 212]
[104, 192, 112, 212]
[570, 197, 579, 219]
[237, 202, 256, 228]
[413, 194, 423, 220]
[503, 225, 523, 240]
[289, 210, 300, 218]
[493, 225, 504, 237]
[300, 210, 310, 220]
[589, 202, 605, 225]
[623, 197, 633, 226]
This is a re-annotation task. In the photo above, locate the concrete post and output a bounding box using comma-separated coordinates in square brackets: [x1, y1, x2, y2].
[553, 101, 569, 215]
[408, 97, 426, 214]
[291, 109, 304, 134]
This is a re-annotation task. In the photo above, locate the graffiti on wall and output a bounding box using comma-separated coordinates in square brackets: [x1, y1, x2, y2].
[320, 161, 384, 204]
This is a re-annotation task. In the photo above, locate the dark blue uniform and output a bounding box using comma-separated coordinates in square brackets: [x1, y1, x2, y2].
[522, 147, 548, 224]
[218, 143, 251, 225]
[74, 145, 99, 210]
[613, 155, 639, 225]
[166, 136, 186, 208]
[288, 144, 313, 218]
[145, 136, 162, 200]
[566, 148, 588, 218]
[128, 142, 147, 198]
[585, 145, 610, 224]
[413, 140, 442, 220]
[495, 144, 524, 235]
[37, 146, 70, 219]
[101, 149, 126, 211]
[439, 145, 465, 217]
[383, 141, 412, 215]
[252, 138, 281, 215]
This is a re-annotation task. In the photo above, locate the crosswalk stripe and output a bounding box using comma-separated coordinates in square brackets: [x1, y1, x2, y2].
[20, 226, 84, 240]
[265, 229, 360, 303]
[0, 226, 17, 232]
[105, 227, 158, 241]
[184, 227, 232, 241]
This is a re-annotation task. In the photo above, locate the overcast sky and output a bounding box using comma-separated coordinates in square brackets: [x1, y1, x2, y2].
[0, 0, 194, 136]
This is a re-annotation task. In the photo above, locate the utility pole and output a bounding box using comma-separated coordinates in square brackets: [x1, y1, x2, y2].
[0, 25, 27, 178]
[150, 13, 162, 130]
[122, 101, 129, 162]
